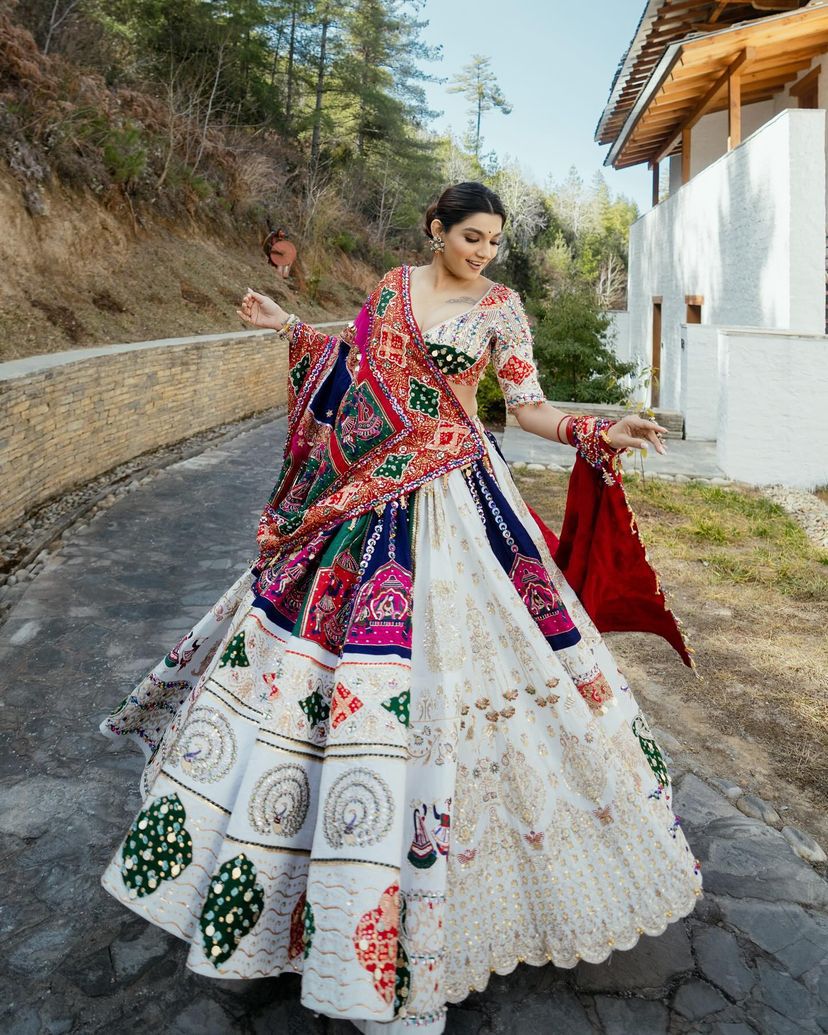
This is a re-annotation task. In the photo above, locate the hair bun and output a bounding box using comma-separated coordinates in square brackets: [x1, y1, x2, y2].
[421, 182, 506, 245]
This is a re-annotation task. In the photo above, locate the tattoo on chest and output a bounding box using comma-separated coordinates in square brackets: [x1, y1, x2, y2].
[445, 296, 477, 304]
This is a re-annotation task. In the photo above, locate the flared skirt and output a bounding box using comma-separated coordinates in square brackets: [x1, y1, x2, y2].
[98, 422, 703, 1033]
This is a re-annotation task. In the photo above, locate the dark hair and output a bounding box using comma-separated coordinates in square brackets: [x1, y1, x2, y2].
[423, 181, 507, 240]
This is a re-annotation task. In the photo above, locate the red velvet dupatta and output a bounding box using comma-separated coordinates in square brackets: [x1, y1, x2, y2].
[526, 461, 695, 670]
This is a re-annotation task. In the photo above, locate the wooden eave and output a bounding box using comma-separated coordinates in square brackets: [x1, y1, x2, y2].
[596, 0, 808, 146]
[605, 3, 828, 169]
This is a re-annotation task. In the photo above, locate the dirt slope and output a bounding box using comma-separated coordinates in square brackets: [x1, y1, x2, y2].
[0, 171, 375, 360]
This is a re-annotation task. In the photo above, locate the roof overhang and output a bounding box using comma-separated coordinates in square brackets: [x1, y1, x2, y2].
[605, 2, 828, 169]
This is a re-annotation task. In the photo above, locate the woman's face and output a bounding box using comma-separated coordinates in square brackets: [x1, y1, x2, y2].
[431, 212, 503, 280]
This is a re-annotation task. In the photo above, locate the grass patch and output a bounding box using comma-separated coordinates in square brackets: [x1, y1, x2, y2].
[621, 476, 827, 602]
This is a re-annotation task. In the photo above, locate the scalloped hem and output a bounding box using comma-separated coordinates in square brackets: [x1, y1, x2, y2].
[444, 883, 704, 1004]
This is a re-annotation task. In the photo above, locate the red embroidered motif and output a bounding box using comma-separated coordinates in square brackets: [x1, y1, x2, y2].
[262, 673, 280, 699]
[330, 683, 364, 729]
[575, 671, 614, 712]
[376, 326, 409, 366]
[354, 883, 401, 1004]
[497, 354, 534, 385]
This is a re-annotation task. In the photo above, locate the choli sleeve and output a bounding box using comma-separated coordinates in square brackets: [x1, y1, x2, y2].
[490, 288, 546, 412]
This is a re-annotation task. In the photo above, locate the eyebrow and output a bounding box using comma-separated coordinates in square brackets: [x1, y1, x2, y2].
[464, 227, 502, 236]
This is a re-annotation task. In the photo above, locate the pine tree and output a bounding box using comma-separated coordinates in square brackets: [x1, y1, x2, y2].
[447, 54, 512, 158]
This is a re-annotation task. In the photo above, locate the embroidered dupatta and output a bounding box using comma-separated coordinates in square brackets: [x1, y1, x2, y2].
[255, 263, 694, 669]
[256, 264, 490, 564]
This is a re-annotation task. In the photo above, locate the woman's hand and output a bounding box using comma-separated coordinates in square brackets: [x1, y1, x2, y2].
[606, 414, 669, 455]
[236, 288, 289, 330]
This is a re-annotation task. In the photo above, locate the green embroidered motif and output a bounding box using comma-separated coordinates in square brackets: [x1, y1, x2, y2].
[381, 688, 410, 727]
[376, 286, 396, 317]
[335, 382, 394, 464]
[300, 898, 315, 958]
[408, 377, 440, 419]
[632, 713, 670, 787]
[290, 353, 311, 392]
[425, 340, 477, 376]
[300, 688, 330, 726]
[276, 511, 302, 535]
[373, 453, 414, 481]
[121, 793, 193, 899]
[199, 852, 265, 966]
[219, 631, 249, 668]
[393, 936, 411, 1017]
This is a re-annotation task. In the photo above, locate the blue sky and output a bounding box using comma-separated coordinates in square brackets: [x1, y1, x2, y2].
[417, 0, 651, 211]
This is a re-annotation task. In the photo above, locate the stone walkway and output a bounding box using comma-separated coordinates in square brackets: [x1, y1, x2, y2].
[1, 414, 826, 1035]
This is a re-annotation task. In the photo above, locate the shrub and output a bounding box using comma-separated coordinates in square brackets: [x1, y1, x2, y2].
[529, 285, 637, 404]
[476, 363, 506, 427]
[101, 122, 147, 184]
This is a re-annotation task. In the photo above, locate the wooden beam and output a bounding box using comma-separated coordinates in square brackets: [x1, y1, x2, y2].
[654, 47, 753, 164]
[708, 0, 730, 25]
[652, 161, 660, 205]
[681, 127, 692, 184]
[790, 64, 820, 98]
[728, 64, 742, 148]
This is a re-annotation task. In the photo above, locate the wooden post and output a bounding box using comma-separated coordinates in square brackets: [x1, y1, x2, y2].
[681, 127, 691, 184]
[652, 161, 660, 205]
[728, 65, 742, 150]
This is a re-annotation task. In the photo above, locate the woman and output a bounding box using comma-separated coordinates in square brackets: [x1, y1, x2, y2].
[99, 181, 702, 1033]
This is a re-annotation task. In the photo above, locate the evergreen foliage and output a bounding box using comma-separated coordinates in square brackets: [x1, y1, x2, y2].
[529, 285, 637, 404]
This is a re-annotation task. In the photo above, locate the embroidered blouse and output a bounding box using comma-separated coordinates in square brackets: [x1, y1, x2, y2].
[419, 280, 546, 413]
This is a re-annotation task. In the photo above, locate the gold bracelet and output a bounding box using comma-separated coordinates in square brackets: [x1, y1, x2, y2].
[277, 313, 299, 336]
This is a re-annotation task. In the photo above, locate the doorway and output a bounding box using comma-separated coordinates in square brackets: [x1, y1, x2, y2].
[651, 298, 662, 407]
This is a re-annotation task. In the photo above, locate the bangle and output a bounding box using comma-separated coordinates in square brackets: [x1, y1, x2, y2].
[277, 312, 299, 336]
[554, 414, 569, 443]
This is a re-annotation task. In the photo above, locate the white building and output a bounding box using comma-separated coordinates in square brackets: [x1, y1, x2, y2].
[597, 0, 828, 489]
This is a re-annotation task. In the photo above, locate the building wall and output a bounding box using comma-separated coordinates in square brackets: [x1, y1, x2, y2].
[679, 323, 720, 440]
[716, 328, 828, 488]
[0, 329, 290, 534]
[605, 309, 631, 362]
[626, 107, 826, 413]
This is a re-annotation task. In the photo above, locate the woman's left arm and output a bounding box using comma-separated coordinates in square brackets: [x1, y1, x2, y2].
[492, 288, 668, 456]
[516, 401, 669, 456]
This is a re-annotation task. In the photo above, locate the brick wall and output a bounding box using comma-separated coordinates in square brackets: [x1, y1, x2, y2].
[0, 329, 296, 533]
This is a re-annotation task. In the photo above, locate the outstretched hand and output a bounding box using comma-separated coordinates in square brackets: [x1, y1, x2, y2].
[606, 414, 669, 455]
[236, 288, 288, 330]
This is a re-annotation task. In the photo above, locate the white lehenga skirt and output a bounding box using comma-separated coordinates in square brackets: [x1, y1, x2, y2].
[98, 420, 703, 1034]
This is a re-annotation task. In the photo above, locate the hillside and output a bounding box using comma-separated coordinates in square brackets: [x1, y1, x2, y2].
[0, 168, 381, 361]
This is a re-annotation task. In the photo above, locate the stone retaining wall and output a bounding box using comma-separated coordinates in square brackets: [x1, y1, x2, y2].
[0, 325, 344, 534]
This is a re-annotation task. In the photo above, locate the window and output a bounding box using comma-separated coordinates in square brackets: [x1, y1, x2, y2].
[685, 295, 703, 324]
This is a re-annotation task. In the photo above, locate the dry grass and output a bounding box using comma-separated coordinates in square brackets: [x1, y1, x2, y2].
[515, 467, 828, 843]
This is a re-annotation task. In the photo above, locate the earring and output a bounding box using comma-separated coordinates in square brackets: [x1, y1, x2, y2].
[429, 236, 445, 253]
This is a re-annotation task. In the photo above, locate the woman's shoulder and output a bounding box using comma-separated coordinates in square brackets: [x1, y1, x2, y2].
[485, 280, 520, 309]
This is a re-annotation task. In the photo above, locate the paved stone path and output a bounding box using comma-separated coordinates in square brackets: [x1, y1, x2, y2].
[501, 425, 727, 480]
[1, 415, 826, 1035]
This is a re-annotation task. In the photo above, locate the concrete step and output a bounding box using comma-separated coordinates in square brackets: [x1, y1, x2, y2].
[506, 402, 685, 436]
